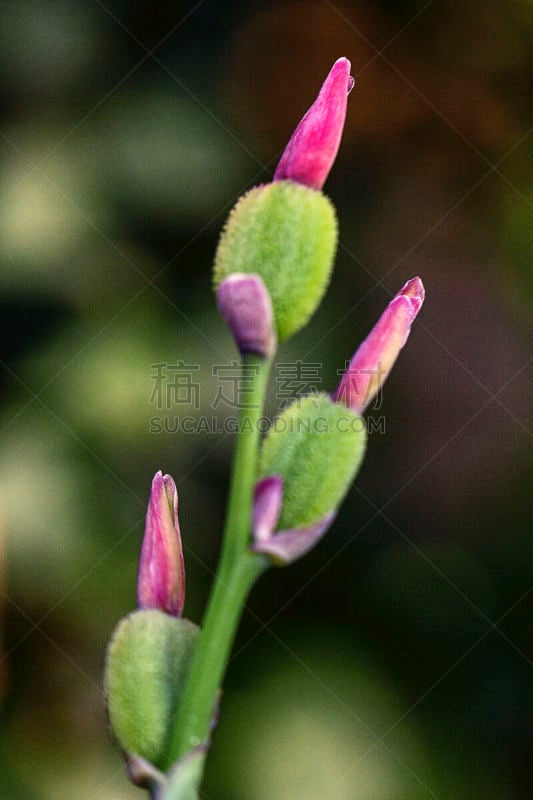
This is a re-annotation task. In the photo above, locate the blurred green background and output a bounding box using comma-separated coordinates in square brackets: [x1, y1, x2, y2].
[0, 1, 531, 798]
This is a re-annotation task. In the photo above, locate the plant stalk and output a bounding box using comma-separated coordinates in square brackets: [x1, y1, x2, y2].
[164, 353, 271, 770]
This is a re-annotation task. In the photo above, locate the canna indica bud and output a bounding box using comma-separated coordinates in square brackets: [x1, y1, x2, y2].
[105, 610, 199, 769]
[214, 182, 337, 342]
[217, 273, 276, 358]
[105, 472, 198, 771]
[252, 475, 336, 565]
[332, 277, 425, 414]
[256, 395, 366, 562]
[274, 57, 354, 190]
[214, 58, 354, 342]
[138, 471, 185, 617]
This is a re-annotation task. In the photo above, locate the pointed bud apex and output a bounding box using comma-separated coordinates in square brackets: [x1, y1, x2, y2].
[332, 277, 425, 414]
[137, 471, 185, 617]
[217, 273, 276, 358]
[274, 57, 354, 190]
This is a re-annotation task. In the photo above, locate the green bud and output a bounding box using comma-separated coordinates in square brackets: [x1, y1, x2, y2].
[258, 395, 366, 529]
[105, 610, 199, 768]
[213, 181, 337, 342]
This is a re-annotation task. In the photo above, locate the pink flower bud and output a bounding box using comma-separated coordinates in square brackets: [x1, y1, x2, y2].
[332, 277, 425, 414]
[217, 273, 276, 358]
[252, 476, 283, 543]
[137, 471, 185, 617]
[274, 57, 354, 190]
[251, 476, 335, 565]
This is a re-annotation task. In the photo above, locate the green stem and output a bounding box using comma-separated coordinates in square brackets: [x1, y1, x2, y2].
[165, 354, 271, 770]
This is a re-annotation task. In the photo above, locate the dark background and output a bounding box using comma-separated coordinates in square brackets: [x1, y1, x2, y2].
[0, 1, 531, 798]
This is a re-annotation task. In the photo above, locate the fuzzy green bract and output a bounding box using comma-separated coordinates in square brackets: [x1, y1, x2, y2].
[258, 394, 366, 529]
[105, 610, 199, 768]
[213, 181, 337, 342]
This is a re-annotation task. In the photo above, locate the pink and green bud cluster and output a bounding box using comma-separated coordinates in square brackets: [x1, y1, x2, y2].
[333, 277, 425, 414]
[105, 50, 430, 800]
[214, 58, 354, 345]
[137, 471, 185, 617]
[254, 395, 365, 565]
[105, 474, 198, 772]
[254, 278, 425, 566]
